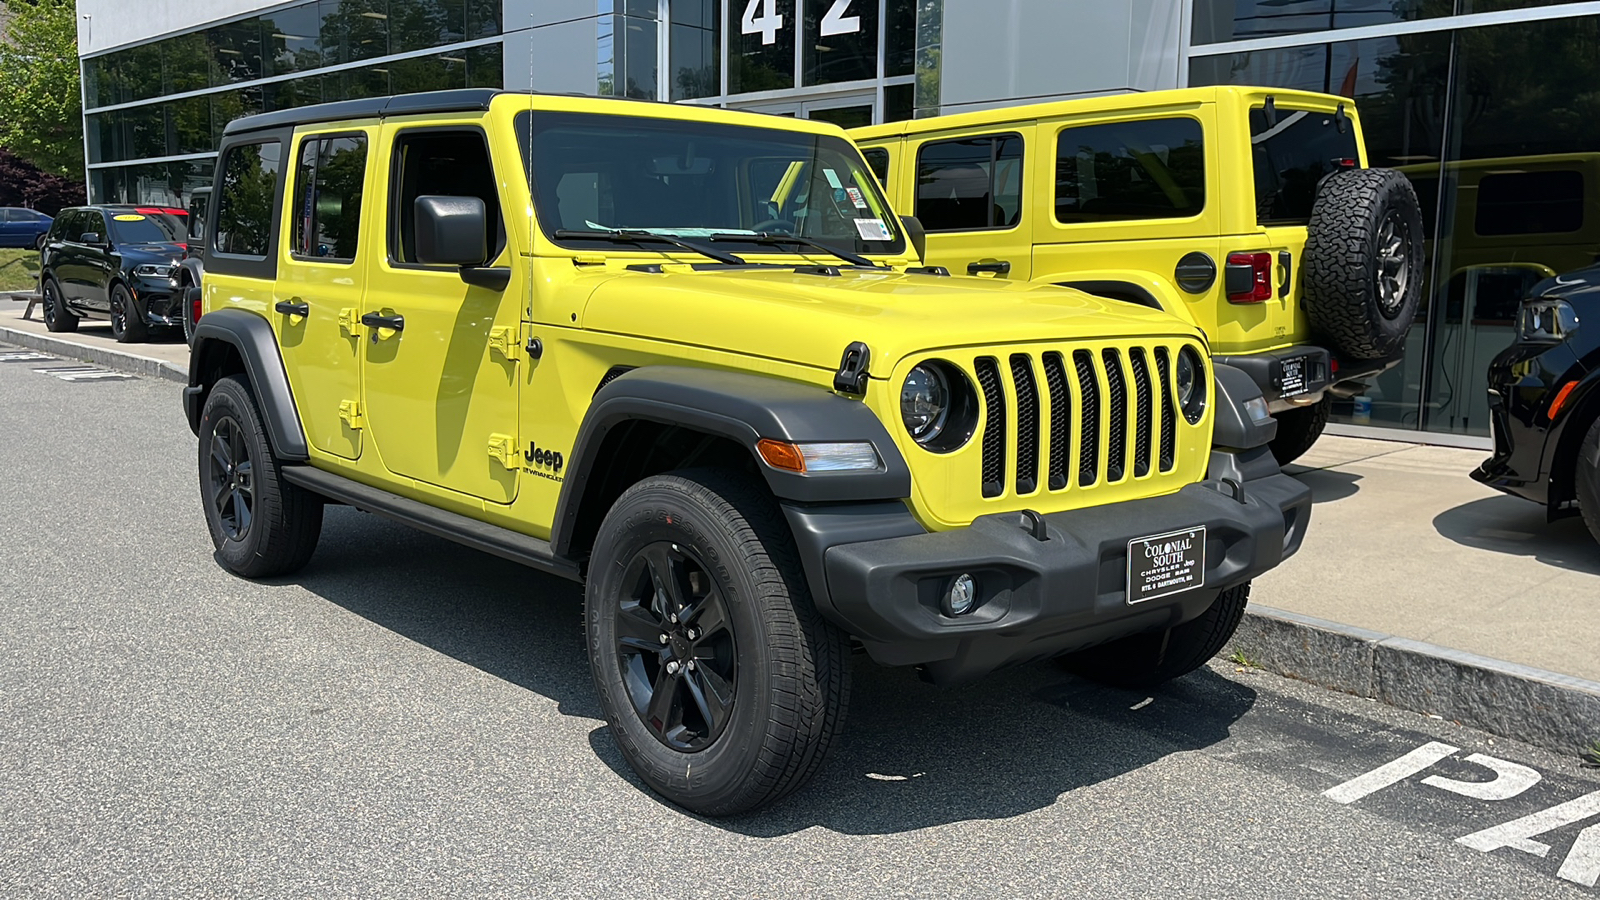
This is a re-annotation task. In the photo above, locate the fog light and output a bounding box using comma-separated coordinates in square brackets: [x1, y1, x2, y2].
[943, 573, 977, 617]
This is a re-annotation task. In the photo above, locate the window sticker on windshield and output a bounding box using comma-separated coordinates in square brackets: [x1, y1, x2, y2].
[845, 187, 869, 209]
[113, 214, 146, 221]
[823, 168, 844, 189]
[854, 218, 892, 241]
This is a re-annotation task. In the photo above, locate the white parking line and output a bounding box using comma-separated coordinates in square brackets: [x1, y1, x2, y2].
[33, 366, 134, 382]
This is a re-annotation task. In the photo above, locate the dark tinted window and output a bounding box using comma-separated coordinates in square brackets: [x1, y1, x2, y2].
[108, 212, 183, 243]
[188, 194, 209, 242]
[1250, 107, 1362, 224]
[1055, 118, 1204, 223]
[915, 134, 1023, 232]
[81, 211, 108, 240]
[862, 147, 890, 185]
[1475, 170, 1584, 236]
[215, 141, 283, 257]
[390, 130, 501, 264]
[293, 135, 369, 260]
[803, 0, 878, 86]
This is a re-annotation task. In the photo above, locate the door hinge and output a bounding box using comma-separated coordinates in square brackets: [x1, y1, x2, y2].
[487, 433, 521, 470]
[337, 307, 362, 337]
[338, 399, 363, 429]
[488, 325, 521, 361]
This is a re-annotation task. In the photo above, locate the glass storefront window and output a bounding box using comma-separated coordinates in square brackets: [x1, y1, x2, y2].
[1192, 0, 1457, 46]
[466, 44, 503, 88]
[209, 17, 267, 84]
[884, 0, 916, 77]
[803, 0, 879, 86]
[263, 3, 324, 76]
[728, 0, 796, 92]
[164, 32, 214, 95]
[390, 0, 466, 54]
[669, 0, 720, 100]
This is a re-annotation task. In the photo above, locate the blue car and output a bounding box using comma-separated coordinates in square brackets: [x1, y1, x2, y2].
[0, 207, 54, 249]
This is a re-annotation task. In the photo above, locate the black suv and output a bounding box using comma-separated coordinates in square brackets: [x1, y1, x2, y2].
[38, 205, 190, 342]
[1474, 264, 1600, 543]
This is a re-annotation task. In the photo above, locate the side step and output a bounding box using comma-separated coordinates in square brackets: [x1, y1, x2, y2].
[281, 465, 582, 583]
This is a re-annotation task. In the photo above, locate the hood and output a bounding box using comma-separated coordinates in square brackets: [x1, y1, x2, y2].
[580, 267, 1196, 376]
[1532, 265, 1600, 312]
[119, 243, 186, 263]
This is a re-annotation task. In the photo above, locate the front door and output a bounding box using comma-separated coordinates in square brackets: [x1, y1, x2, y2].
[360, 125, 523, 505]
[275, 129, 373, 461]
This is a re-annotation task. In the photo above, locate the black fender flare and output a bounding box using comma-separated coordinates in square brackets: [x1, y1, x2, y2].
[184, 307, 308, 460]
[1059, 279, 1164, 311]
[179, 257, 204, 293]
[551, 366, 912, 558]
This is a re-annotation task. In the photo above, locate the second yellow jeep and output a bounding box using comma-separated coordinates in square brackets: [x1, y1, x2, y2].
[853, 86, 1425, 463]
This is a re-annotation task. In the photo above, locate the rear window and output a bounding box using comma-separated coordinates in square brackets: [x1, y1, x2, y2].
[1475, 170, 1583, 236]
[1250, 106, 1361, 224]
[915, 134, 1024, 232]
[1055, 118, 1205, 223]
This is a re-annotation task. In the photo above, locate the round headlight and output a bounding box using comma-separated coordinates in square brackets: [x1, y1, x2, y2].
[1176, 346, 1207, 423]
[901, 364, 950, 442]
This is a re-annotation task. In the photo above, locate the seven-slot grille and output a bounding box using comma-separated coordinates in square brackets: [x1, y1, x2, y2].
[974, 343, 1188, 499]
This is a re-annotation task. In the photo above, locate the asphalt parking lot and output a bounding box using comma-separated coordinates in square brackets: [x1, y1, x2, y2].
[3, 350, 1599, 898]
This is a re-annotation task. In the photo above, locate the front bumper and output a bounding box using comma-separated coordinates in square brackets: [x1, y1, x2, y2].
[131, 276, 184, 326]
[1471, 340, 1583, 509]
[816, 467, 1310, 684]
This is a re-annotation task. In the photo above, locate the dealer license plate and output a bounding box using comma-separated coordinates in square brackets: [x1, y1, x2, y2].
[1126, 526, 1206, 604]
[1280, 356, 1309, 397]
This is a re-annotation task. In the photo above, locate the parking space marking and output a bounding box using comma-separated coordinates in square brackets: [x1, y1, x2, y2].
[1322, 741, 1459, 804]
[0, 350, 56, 362]
[1423, 754, 1543, 801]
[33, 365, 135, 382]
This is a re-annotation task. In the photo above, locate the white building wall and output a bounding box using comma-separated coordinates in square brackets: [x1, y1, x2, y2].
[76, 0, 284, 56]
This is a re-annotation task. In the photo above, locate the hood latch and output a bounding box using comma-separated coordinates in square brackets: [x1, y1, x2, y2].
[834, 342, 870, 395]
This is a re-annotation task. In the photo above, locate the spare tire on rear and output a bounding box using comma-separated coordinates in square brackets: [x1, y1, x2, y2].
[1302, 168, 1424, 361]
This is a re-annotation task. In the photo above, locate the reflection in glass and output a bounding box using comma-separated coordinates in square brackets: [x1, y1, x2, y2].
[728, 0, 796, 93]
[803, 0, 878, 86]
[1055, 119, 1204, 223]
[466, 44, 503, 88]
[215, 141, 283, 257]
[294, 136, 368, 259]
[262, 3, 324, 76]
[669, 0, 719, 100]
[884, 0, 916, 77]
[916, 134, 1024, 232]
[209, 18, 267, 84]
[1190, 0, 1455, 45]
[390, 0, 466, 54]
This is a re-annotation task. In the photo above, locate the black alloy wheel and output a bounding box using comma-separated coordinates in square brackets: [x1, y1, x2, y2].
[109, 284, 146, 343]
[41, 278, 77, 333]
[206, 415, 255, 542]
[614, 542, 737, 751]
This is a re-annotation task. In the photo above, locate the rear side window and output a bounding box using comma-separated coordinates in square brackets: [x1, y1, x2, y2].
[51, 210, 77, 239]
[862, 147, 890, 186]
[915, 134, 1024, 232]
[1055, 118, 1205, 223]
[1249, 107, 1360, 224]
[1475, 170, 1583, 236]
[82, 210, 108, 240]
[389, 129, 502, 265]
[293, 135, 369, 261]
[214, 141, 283, 258]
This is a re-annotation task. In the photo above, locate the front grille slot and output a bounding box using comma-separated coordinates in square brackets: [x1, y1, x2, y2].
[1130, 348, 1154, 478]
[975, 357, 1006, 498]
[1073, 350, 1100, 487]
[1102, 349, 1127, 482]
[1010, 355, 1040, 495]
[1042, 352, 1070, 491]
[1155, 347, 1177, 472]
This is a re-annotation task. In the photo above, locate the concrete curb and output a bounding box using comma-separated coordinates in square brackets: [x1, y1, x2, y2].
[0, 327, 188, 384]
[1228, 605, 1600, 757]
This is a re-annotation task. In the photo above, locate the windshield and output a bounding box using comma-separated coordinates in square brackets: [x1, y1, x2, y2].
[517, 110, 905, 258]
[108, 211, 184, 244]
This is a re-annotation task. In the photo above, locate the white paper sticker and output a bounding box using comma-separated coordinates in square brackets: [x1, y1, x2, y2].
[823, 168, 844, 189]
[854, 218, 892, 241]
[845, 187, 868, 209]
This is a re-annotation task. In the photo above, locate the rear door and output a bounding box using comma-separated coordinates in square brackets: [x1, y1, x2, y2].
[911, 130, 1033, 280]
[275, 128, 374, 461]
[79, 210, 114, 312]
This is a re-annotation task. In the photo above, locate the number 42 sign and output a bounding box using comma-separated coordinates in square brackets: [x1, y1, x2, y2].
[741, 0, 860, 45]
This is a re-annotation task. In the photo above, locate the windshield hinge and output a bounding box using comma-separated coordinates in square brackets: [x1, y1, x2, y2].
[1263, 95, 1278, 127]
[574, 253, 607, 266]
[834, 341, 870, 395]
[795, 265, 842, 277]
[1335, 102, 1349, 134]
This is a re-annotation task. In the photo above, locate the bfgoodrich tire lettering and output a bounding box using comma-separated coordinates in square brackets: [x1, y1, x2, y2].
[1057, 582, 1252, 689]
[1302, 168, 1424, 361]
[198, 375, 323, 578]
[585, 469, 850, 815]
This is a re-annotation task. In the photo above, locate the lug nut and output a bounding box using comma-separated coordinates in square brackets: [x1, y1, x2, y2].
[659, 633, 669, 644]
[669, 613, 679, 624]
[666, 660, 680, 675]
[686, 628, 699, 641]
[686, 660, 697, 672]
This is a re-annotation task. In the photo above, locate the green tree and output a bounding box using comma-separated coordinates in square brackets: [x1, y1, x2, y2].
[0, 0, 83, 177]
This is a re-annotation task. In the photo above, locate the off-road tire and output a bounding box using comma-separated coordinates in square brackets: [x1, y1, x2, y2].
[1302, 168, 1424, 361]
[586, 468, 851, 816]
[41, 277, 77, 333]
[1576, 416, 1600, 546]
[198, 375, 323, 578]
[109, 283, 147, 343]
[1057, 582, 1252, 689]
[1269, 395, 1331, 466]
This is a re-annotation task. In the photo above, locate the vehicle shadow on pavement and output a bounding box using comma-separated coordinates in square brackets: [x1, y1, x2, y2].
[299, 507, 1259, 835]
[1285, 466, 1363, 505]
[1431, 495, 1600, 576]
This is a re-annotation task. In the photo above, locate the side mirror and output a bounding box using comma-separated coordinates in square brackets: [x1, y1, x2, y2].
[414, 195, 488, 267]
[900, 215, 927, 263]
[79, 232, 102, 245]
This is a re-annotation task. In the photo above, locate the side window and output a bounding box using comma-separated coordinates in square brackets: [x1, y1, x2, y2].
[862, 147, 890, 186]
[0, 209, 16, 222]
[82, 211, 107, 240]
[214, 140, 283, 258]
[293, 135, 369, 261]
[187, 195, 208, 243]
[1055, 118, 1205, 223]
[390, 129, 502, 265]
[915, 134, 1024, 232]
[51, 211, 75, 239]
[1474, 170, 1583, 236]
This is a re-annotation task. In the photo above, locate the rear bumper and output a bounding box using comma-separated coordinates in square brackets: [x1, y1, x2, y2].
[1215, 346, 1331, 413]
[807, 467, 1310, 684]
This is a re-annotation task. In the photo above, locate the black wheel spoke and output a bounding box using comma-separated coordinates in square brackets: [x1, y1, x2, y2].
[684, 666, 733, 733]
[616, 603, 664, 650]
[645, 665, 679, 735]
[234, 491, 252, 533]
[684, 590, 728, 640]
[211, 431, 232, 472]
[643, 544, 688, 614]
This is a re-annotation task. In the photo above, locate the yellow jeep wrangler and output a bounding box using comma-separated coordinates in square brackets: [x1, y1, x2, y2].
[183, 89, 1310, 814]
[853, 87, 1425, 463]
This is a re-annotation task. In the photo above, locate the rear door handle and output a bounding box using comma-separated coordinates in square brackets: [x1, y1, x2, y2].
[360, 312, 405, 331]
[275, 299, 309, 317]
[967, 260, 1011, 276]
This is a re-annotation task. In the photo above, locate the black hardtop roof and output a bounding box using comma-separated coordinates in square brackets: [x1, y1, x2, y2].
[223, 88, 503, 136]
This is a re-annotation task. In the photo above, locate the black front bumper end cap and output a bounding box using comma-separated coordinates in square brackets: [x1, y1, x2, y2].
[820, 473, 1311, 683]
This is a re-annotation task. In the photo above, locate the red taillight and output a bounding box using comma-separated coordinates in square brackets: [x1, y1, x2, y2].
[1226, 252, 1273, 303]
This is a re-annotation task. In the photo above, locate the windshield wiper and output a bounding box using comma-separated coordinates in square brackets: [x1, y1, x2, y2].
[552, 228, 745, 266]
[708, 232, 881, 269]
